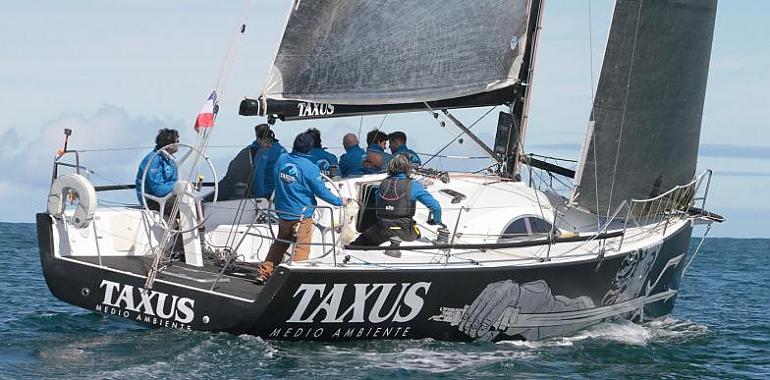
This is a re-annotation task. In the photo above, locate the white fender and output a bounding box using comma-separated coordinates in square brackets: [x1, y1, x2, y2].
[47, 174, 97, 228]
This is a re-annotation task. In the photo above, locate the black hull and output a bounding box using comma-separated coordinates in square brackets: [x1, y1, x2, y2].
[37, 213, 693, 342]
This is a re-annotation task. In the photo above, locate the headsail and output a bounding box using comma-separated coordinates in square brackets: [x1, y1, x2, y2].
[246, 0, 534, 120]
[572, 0, 718, 216]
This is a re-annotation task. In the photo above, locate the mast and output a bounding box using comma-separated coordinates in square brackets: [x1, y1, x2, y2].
[503, 0, 544, 178]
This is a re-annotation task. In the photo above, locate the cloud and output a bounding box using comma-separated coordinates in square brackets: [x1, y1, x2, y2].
[0, 128, 21, 157]
[524, 143, 770, 161]
[698, 144, 770, 160]
[1, 105, 185, 222]
[526, 143, 581, 152]
[714, 171, 770, 178]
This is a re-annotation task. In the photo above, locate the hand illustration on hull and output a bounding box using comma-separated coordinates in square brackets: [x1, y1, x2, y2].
[430, 280, 594, 341]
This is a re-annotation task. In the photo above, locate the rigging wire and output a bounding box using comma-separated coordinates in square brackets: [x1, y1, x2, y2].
[589, 0, 602, 231]
[422, 106, 498, 167]
[606, 0, 644, 218]
[147, 0, 253, 285]
[357, 115, 364, 143]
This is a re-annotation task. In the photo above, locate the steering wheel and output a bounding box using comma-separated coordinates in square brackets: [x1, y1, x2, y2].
[140, 143, 219, 234]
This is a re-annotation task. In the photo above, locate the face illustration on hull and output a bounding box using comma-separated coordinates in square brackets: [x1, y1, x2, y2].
[602, 244, 662, 307]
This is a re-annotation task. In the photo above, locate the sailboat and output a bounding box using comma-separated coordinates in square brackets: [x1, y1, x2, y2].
[37, 0, 724, 341]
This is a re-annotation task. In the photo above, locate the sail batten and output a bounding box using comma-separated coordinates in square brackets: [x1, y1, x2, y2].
[572, 0, 718, 216]
[258, 0, 533, 118]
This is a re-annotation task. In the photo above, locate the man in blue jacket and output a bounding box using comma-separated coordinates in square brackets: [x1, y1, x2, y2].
[256, 132, 350, 284]
[363, 129, 393, 174]
[305, 128, 339, 177]
[251, 124, 286, 198]
[350, 154, 442, 246]
[338, 133, 365, 177]
[135, 128, 179, 210]
[388, 131, 421, 166]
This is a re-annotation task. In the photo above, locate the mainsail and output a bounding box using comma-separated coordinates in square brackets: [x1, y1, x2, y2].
[572, 0, 718, 216]
[245, 0, 536, 120]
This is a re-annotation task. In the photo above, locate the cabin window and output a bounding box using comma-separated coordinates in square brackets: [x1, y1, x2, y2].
[500, 216, 553, 239]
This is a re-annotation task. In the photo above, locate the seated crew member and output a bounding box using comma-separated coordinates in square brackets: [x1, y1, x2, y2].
[251, 124, 286, 198]
[350, 154, 442, 246]
[362, 129, 393, 174]
[305, 128, 339, 177]
[338, 133, 366, 177]
[256, 132, 350, 284]
[388, 131, 421, 166]
[135, 128, 179, 211]
[209, 123, 274, 201]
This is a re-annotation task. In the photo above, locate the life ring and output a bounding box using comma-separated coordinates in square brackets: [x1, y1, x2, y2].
[47, 174, 97, 228]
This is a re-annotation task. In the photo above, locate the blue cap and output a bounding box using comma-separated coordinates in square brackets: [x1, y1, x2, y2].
[293, 132, 314, 154]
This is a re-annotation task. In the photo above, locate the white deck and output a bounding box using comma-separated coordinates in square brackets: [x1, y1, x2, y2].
[52, 172, 695, 273]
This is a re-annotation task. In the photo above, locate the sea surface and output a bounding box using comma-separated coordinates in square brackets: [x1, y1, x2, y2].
[0, 222, 767, 379]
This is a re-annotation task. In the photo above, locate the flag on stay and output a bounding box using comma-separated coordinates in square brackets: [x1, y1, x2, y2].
[193, 91, 218, 132]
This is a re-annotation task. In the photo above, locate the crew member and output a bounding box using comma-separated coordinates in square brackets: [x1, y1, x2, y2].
[256, 132, 350, 284]
[251, 124, 286, 198]
[350, 155, 442, 246]
[305, 128, 339, 177]
[338, 133, 365, 177]
[388, 131, 421, 166]
[135, 128, 179, 210]
[211, 123, 284, 201]
[363, 129, 392, 174]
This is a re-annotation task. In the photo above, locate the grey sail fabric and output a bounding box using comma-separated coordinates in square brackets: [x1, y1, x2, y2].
[572, 0, 717, 216]
[262, 0, 530, 105]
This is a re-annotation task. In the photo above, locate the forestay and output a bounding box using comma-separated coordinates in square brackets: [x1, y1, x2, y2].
[572, 0, 718, 216]
[262, 0, 531, 106]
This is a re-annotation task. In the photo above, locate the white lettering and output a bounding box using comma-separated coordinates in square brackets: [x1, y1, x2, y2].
[116, 285, 136, 310]
[305, 284, 346, 323]
[393, 282, 431, 322]
[334, 283, 377, 323]
[99, 279, 121, 306]
[134, 289, 157, 315]
[368, 284, 406, 323]
[287, 284, 326, 323]
[97, 280, 196, 325]
[286, 282, 431, 324]
[297, 102, 335, 117]
[155, 293, 179, 320]
[175, 298, 195, 324]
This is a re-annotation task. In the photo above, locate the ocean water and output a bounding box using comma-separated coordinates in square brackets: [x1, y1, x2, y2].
[0, 222, 768, 379]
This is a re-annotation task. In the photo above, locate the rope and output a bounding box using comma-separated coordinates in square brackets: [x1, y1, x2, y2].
[213, 0, 252, 98]
[682, 223, 712, 276]
[586, 0, 601, 231]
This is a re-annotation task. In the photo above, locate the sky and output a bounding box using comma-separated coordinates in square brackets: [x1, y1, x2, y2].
[0, 1, 768, 238]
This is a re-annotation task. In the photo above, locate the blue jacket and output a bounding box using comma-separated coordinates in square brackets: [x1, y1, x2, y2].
[135, 149, 177, 204]
[375, 173, 442, 223]
[308, 147, 339, 174]
[363, 144, 393, 174]
[273, 151, 343, 220]
[392, 145, 421, 166]
[251, 140, 286, 198]
[339, 145, 366, 177]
